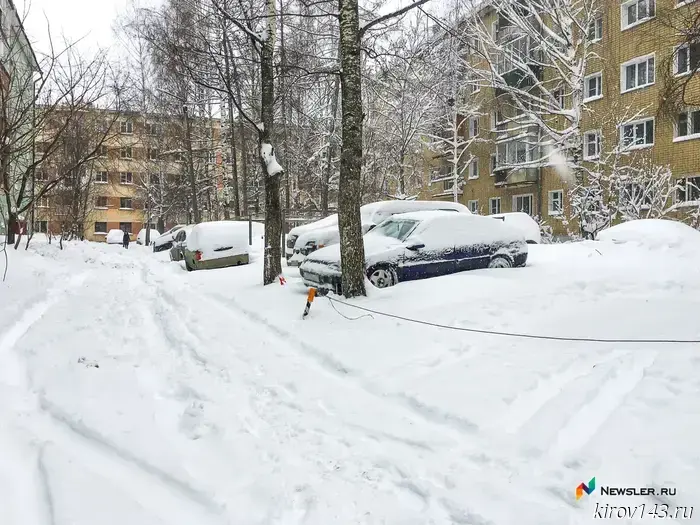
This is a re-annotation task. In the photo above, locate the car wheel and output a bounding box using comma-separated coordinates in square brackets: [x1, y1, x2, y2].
[367, 265, 397, 289]
[488, 255, 513, 269]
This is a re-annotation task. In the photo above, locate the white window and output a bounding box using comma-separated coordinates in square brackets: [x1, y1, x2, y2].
[621, 0, 655, 29]
[553, 88, 565, 109]
[490, 154, 497, 176]
[468, 159, 479, 179]
[38, 196, 49, 208]
[497, 139, 537, 167]
[583, 130, 601, 160]
[120, 197, 133, 210]
[621, 118, 654, 149]
[677, 176, 700, 203]
[120, 146, 133, 159]
[95, 171, 108, 183]
[468, 200, 479, 214]
[676, 109, 700, 139]
[588, 16, 603, 42]
[120, 172, 133, 184]
[513, 194, 534, 215]
[621, 54, 655, 92]
[548, 190, 563, 215]
[489, 197, 501, 214]
[584, 72, 603, 101]
[675, 43, 700, 76]
[469, 117, 479, 138]
[120, 120, 133, 134]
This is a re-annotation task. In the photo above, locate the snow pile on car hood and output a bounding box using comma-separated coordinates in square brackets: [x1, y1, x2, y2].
[303, 234, 404, 268]
[489, 212, 541, 243]
[598, 219, 700, 251]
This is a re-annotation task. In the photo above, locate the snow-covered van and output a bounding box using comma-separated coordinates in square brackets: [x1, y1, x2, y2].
[288, 200, 471, 266]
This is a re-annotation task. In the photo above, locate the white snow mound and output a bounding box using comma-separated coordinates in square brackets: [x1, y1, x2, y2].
[598, 219, 700, 250]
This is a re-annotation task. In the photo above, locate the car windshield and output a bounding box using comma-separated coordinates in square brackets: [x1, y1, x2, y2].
[369, 219, 418, 241]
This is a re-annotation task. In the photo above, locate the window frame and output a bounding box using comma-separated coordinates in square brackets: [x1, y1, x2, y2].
[468, 116, 479, 138]
[37, 196, 49, 208]
[674, 108, 700, 141]
[95, 196, 109, 209]
[512, 194, 534, 216]
[94, 222, 108, 234]
[583, 130, 602, 160]
[120, 146, 133, 160]
[548, 189, 564, 216]
[489, 197, 501, 215]
[588, 16, 603, 42]
[620, 53, 655, 93]
[120, 172, 133, 185]
[120, 120, 133, 134]
[583, 72, 603, 102]
[468, 159, 480, 180]
[620, 117, 655, 150]
[676, 176, 700, 204]
[621, 0, 656, 30]
[95, 171, 108, 184]
[467, 199, 479, 214]
[119, 197, 133, 210]
[119, 222, 132, 234]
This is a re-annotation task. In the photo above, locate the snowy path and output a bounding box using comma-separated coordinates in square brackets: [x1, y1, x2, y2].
[1, 240, 699, 524]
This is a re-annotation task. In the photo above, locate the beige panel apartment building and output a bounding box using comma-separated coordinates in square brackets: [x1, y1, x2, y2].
[420, 0, 700, 238]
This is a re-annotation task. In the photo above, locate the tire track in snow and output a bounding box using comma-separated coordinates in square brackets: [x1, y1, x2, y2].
[39, 397, 227, 524]
[498, 350, 626, 435]
[547, 350, 657, 461]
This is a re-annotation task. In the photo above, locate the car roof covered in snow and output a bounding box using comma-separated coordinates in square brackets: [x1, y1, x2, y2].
[598, 219, 700, 249]
[383, 210, 470, 222]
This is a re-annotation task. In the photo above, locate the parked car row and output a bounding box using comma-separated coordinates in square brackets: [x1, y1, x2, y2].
[298, 210, 530, 294]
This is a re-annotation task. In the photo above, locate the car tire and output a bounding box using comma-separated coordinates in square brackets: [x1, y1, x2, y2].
[488, 255, 513, 269]
[367, 265, 397, 289]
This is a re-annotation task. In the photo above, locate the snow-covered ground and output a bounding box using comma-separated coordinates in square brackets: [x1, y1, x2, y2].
[1, 234, 699, 524]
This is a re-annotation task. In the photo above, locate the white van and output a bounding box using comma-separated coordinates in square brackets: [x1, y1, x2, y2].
[288, 200, 471, 266]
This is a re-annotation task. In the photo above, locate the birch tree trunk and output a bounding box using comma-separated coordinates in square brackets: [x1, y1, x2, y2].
[338, 0, 367, 298]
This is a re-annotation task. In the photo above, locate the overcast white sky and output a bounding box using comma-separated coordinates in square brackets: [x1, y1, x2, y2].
[22, 0, 148, 56]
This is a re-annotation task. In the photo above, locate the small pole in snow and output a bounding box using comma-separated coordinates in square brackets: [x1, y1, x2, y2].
[249, 215, 252, 245]
[302, 288, 316, 320]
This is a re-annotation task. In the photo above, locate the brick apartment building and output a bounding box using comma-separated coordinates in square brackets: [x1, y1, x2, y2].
[420, 0, 700, 237]
[33, 109, 226, 242]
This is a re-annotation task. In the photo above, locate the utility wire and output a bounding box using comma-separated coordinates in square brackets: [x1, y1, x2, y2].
[326, 297, 700, 344]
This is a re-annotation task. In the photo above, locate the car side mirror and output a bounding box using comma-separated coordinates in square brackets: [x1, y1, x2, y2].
[406, 241, 425, 251]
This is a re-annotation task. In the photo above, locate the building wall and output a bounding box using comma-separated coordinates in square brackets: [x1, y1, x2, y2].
[420, 0, 700, 238]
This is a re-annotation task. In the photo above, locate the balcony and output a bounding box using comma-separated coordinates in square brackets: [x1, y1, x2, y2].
[494, 167, 539, 186]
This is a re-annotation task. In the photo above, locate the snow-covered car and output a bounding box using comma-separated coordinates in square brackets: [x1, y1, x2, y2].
[169, 225, 194, 262]
[288, 200, 472, 267]
[136, 228, 161, 246]
[106, 229, 127, 244]
[299, 211, 527, 293]
[153, 225, 186, 252]
[489, 212, 541, 244]
[183, 221, 251, 272]
[286, 214, 341, 260]
[597, 219, 700, 250]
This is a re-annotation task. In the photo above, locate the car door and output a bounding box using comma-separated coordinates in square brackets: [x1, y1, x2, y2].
[399, 219, 455, 281]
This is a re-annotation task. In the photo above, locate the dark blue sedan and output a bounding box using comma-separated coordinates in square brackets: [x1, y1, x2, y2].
[298, 211, 528, 293]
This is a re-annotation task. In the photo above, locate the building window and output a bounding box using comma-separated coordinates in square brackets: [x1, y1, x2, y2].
[120, 172, 133, 184]
[584, 72, 603, 101]
[513, 194, 533, 215]
[94, 222, 107, 234]
[553, 88, 565, 109]
[677, 176, 700, 203]
[120, 120, 133, 134]
[120, 146, 133, 159]
[676, 109, 700, 139]
[588, 16, 603, 41]
[442, 179, 455, 192]
[489, 197, 501, 214]
[675, 43, 700, 76]
[120, 197, 133, 209]
[468, 200, 479, 214]
[38, 196, 49, 208]
[98, 145, 108, 158]
[621, 54, 655, 92]
[469, 117, 479, 138]
[621, 118, 654, 149]
[95, 171, 108, 183]
[584, 130, 602, 159]
[148, 148, 158, 160]
[35, 220, 48, 233]
[621, 0, 655, 29]
[145, 123, 161, 135]
[96, 196, 108, 208]
[119, 222, 132, 234]
[497, 138, 537, 167]
[468, 159, 479, 179]
[548, 190, 563, 215]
